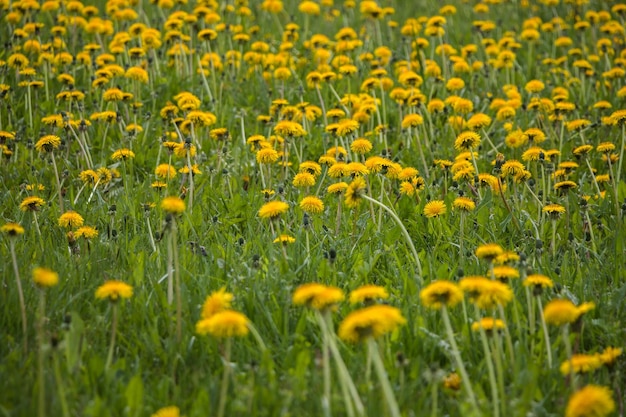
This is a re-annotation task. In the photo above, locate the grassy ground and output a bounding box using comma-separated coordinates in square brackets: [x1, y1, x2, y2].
[0, 0, 625, 416]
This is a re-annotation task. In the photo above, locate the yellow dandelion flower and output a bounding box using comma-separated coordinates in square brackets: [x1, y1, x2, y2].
[349, 284, 389, 304]
[453, 196, 475, 212]
[35, 135, 61, 152]
[300, 196, 324, 214]
[58, 211, 84, 229]
[344, 177, 366, 208]
[423, 200, 447, 218]
[196, 310, 250, 338]
[471, 317, 505, 333]
[420, 280, 463, 309]
[20, 196, 45, 212]
[258, 201, 289, 219]
[566, 385, 615, 417]
[95, 280, 133, 301]
[338, 305, 406, 343]
[475, 243, 503, 260]
[161, 196, 185, 214]
[32, 267, 59, 288]
[560, 354, 602, 375]
[151, 406, 182, 417]
[201, 287, 233, 319]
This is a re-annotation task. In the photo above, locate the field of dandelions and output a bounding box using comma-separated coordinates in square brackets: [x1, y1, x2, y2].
[1, 0, 626, 416]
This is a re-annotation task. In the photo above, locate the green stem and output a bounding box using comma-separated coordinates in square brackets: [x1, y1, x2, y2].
[105, 303, 118, 371]
[368, 337, 401, 417]
[52, 350, 70, 417]
[441, 306, 480, 413]
[38, 291, 46, 417]
[217, 338, 232, 417]
[536, 297, 552, 368]
[475, 314, 499, 417]
[361, 194, 423, 283]
[9, 240, 28, 354]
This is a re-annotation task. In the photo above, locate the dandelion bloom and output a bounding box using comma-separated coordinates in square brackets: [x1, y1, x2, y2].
[111, 148, 136, 160]
[258, 201, 289, 219]
[35, 135, 61, 152]
[95, 280, 133, 301]
[523, 274, 554, 294]
[471, 317, 505, 333]
[344, 177, 366, 208]
[493, 265, 519, 282]
[423, 200, 447, 218]
[151, 406, 181, 417]
[274, 234, 296, 244]
[559, 354, 602, 375]
[299, 196, 324, 214]
[161, 196, 185, 214]
[327, 182, 348, 195]
[201, 287, 233, 319]
[471, 280, 513, 309]
[351, 138, 373, 154]
[596, 142, 615, 154]
[74, 226, 98, 239]
[338, 305, 406, 343]
[32, 267, 59, 288]
[195, 310, 250, 338]
[293, 283, 344, 310]
[1, 222, 25, 236]
[420, 280, 463, 309]
[349, 284, 389, 304]
[565, 385, 615, 417]
[454, 131, 481, 151]
[453, 196, 475, 212]
[543, 204, 565, 219]
[155, 164, 177, 179]
[293, 172, 316, 187]
[543, 299, 583, 326]
[20, 196, 45, 212]
[256, 148, 279, 164]
[598, 347, 622, 366]
[443, 373, 461, 391]
[58, 211, 84, 229]
[475, 243, 503, 260]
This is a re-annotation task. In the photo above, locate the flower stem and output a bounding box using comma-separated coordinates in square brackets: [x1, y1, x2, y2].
[361, 194, 423, 283]
[9, 240, 28, 354]
[536, 296, 552, 368]
[475, 314, 499, 417]
[37, 290, 46, 417]
[50, 152, 64, 213]
[105, 303, 118, 371]
[217, 338, 232, 417]
[441, 306, 480, 413]
[368, 337, 401, 417]
[316, 311, 365, 416]
[52, 350, 70, 417]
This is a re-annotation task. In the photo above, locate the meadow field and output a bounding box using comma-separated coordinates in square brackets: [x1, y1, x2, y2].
[1, 0, 625, 416]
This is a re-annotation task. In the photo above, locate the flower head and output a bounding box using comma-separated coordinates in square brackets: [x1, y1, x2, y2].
[475, 243, 503, 261]
[95, 280, 133, 302]
[338, 305, 406, 343]
[543, 299, 591, 326]
[423, 200, 447, 218]
[344, 177, 366, 208]
[201, 288, 233, 319]
[293, 283, 344, 310]
[349, 284, 389, 305]
[565, 385, 615, 417]
[258, 201, 289, 219]
[471, 317, 505, 334]
[58, 211, 84, 229]
[299, 196, 324, 214]
[161, 196, 185, 215]
[420, 280, 463, 309]
[559, 354, 602, 375]
[151, 406, 182, 417]
[32, 267, 59, 288]
[1, 222, 25, 236]
[35, 135, 61, 152]
[195, 310, 250, 338]
[20, 196, 45, 212]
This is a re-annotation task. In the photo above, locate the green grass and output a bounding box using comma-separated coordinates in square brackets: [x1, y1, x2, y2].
[1, 0, 626, 416]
